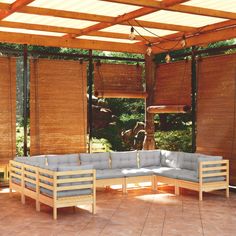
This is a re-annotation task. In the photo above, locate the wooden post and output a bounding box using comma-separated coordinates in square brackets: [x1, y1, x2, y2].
[143, 54, 156, 150]
[88, 49, 93, 153]
[23, 44, 28, 156]
[191, 47, 197, 153]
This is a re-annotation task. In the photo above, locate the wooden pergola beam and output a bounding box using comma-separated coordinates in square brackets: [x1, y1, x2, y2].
[129, 19, 196, 32]
[0, 0, 35, 20]
[102, 0, 236, 20]
[135, 19, 236, 45]
[0, 2, 195, 32]
[0, 2, 113, 22]
[66, 7, 157, 38]
[0, 20, 157, 41]
[0, 30, 146, 54]
[152, 26, 236, 54]
[162, 0, 190, 7]
[67, 0, 190, 38]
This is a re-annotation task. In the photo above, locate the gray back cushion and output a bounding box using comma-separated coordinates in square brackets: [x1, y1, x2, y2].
[47, 154, 80, 166]
[80, 152, 110, 169]
[139, 150, 161, 167]
[14, 155, 46, 166]
[161, 150, 180, 168]
[178, 152, 199, 171]
[111, 151, 138, 169]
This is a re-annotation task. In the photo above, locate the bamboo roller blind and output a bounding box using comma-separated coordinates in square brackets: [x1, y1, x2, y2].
[196, 53, 236, 185]
[94, 63, 144, 98]
[30, 59, 87, 155]
[0, 57, 16, 164]
[153, 60, 191, 105]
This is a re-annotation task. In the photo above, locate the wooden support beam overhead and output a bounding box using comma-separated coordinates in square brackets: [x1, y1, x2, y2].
[66, 0, 190, 38]
[0, 30, 146, 54]
[0, 2, 195, 32]
[152, 26, 236, 54]
[0, 0, 35, 20]
[135, 19, 236, 45]
[66, 7, 157, 38]
[129, 19, 196, 32]
[0, 2, 113, 22]
[102, 0, 236, 20]
[162, 0, 190, 7]
[0, 20, 156, 41]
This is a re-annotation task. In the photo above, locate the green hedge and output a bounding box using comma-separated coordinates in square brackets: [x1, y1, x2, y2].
[154, 128, 192, 152]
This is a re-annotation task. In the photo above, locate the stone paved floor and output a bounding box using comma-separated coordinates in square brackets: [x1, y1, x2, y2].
[0, 185, 236, 236]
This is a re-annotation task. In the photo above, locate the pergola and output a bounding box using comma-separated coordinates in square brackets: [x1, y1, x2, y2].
[0, 0, 235, 53]
[1, 0, 236, 185]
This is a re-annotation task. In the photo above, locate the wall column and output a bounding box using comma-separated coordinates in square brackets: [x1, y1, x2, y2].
[143, 54, 156, 150]
[23, 44, 28, 156]
[191, 47, 197, 153]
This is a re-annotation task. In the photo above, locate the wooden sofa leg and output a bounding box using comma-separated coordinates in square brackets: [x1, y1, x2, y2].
[199, 190, 203, 201]
[175, 186, 180, 195]
[92, 202, 96, 214]
[36, 201, 41, 212]
[152, 176, 157, 191]
[21, 194, 25, 204]
[122, 178, 127, 194]
[9, 188, 12, 197]
[53, 207, 57, 220]
[226, 187, 229, 198]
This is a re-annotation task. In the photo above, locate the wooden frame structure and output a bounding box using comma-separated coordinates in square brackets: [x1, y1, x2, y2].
[9, 160, 96, 220]
[0, 0, 235, 186]
[96, 160, 229, 200]
[154, 160, 229, 200]
[0, 1, 235, 54]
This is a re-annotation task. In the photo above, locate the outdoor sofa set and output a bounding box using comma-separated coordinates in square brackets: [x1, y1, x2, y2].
[9, 150, 229, 219]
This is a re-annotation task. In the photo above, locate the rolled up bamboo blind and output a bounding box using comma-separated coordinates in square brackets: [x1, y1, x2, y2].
[0, 57, 16, 164]
[30, 59, 87, 155]
[153, 60, 191, 106]
[196, 53, 236, 185]
[94, 63, 146, 98]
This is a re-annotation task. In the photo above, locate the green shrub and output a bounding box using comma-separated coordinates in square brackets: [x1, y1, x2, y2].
[155, 128, 192, 152]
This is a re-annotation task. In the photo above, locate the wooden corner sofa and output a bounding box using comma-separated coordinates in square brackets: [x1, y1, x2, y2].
[9, 150, 229, 219]
[79, 150, 229, 200]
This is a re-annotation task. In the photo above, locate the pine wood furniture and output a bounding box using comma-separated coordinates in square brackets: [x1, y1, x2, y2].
[9, 160, 96, 220]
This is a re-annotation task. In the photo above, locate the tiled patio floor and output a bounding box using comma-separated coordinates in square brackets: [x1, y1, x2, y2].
[0, 186, 236, 236]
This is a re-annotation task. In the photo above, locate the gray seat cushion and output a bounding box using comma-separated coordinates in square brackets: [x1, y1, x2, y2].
[153, 167, 180, 178]
[40, 188, 92, 198]
[176, 169, 225, 183]
[175, 169, 198, 182]
[80, 152, 110, 169]
[111, 151, 138, 169]
[139, 150, 161, 167]
[96, 169, 125, 179]
[121, 168, 154, 177]
[161, 150, 180, 168]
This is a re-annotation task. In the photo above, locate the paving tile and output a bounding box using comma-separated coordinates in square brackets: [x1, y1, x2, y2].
[0, 187, 236, 236]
